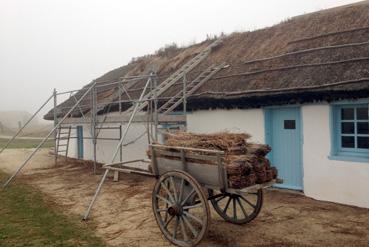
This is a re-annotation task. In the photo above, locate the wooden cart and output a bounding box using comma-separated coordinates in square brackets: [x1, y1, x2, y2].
[150, 144, 281, 247]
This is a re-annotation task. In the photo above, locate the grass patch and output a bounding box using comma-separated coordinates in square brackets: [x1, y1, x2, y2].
[0, 138, 54, 149]
[0, 172, 105, 247]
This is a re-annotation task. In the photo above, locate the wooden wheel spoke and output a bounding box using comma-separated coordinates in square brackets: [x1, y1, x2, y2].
[236, 197, 248, 217]
[164, 194, 169, 222]
[223, 197, 232, 213]
[240, 196, 257, 209]
[183, 203, 202, 210]
[214, 195, 226, 203]
[164, 215, 175, 228]
[233, 197, 237, 220]
[183, 211, 203, 225]
[180, 217, 189, 241]
[170, 177, 178, 202]
[156, 194, 173, 206]
[156, 208, 169, 212]
[182, 215, 198, 237]
[173, 216, 179, 239]
[160, 182, 175, 203]
[181, 188, 196, 206]
[178, 178, 184, 203]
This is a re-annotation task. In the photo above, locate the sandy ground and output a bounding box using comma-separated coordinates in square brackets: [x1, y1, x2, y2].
[1, 149, 369, 247]
[0, 149, 53, 174]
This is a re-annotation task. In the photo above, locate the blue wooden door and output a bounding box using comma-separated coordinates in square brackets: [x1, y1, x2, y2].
[76, 126, 84, 159]
[265, 107, 303, 190]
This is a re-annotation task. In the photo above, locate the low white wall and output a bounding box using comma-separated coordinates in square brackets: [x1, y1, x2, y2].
[302, 104, 369, 208]
[187, 109, 265, 143]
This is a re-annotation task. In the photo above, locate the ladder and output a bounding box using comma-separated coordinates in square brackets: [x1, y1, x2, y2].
[124, 38, 223, 114]
[157, 63, 226, 114]
[55, 126, 72, 162]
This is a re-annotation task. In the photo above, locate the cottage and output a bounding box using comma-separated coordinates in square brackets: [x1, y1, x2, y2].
[44, 1, 369, 208]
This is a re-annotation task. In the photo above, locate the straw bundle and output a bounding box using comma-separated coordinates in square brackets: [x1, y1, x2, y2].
[160, 132, 278, 189]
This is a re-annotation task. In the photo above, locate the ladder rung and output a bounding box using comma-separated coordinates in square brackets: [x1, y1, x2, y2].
[58, 144, 68, 147]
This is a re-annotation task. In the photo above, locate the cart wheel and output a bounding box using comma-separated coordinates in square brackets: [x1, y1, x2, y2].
[208, 189, 263, 225]
[152, 170, 210, 247]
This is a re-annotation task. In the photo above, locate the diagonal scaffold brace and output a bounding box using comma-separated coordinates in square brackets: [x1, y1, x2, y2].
[82, 73, 155, 220]
[2, 81, 98, 188]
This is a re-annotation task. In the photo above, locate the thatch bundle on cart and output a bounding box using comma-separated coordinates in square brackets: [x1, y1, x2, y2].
[157, 132, 278, 189]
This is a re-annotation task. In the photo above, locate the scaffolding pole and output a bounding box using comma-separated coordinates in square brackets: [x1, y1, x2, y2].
[2, 82, 97, 188]
[0, 92, 54, 155]
[83, 75, 153, 220]
[53, 89, 58, 165]
[91, 85, 97, 174]
[153, 72, 159, 142]
[183, 73, 187, 131]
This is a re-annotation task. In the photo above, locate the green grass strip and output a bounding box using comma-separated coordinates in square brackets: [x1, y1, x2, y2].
[0, 172, 105, 247]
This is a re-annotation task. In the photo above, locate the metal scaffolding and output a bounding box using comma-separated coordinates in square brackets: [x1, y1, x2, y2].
[0, 38, 226, 219]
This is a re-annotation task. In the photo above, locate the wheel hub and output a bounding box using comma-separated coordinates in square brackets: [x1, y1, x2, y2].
[168, 205, 183, 216]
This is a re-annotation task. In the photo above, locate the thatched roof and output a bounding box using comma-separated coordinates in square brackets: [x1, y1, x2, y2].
[45, 1, 369, 120]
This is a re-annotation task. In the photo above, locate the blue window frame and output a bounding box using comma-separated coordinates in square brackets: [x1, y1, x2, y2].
[331, 103, 369, 162]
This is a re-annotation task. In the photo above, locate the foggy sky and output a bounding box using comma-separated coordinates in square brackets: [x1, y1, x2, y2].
[0, 0, 362, 115]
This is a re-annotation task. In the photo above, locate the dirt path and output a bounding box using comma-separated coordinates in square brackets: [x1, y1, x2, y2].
[0, 149, 53, 174]
[1, 150, 369, 246]
[0, 135, 44, 140]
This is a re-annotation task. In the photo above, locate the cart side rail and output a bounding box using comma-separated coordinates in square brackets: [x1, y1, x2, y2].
[150, 144, 228, 191]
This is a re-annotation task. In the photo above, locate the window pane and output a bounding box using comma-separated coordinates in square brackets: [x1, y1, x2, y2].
[357, 122, 369, 134]
[284, 120, 295, 129]
[357, 137, 369, 149]
[341, 108, 354, 120]
[342, 136, 355, 148]
[341, 122, 354, 134]
[357, 107, 368, 120]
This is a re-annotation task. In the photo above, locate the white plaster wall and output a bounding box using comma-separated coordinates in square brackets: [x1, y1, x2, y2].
[188, 107, 369, 209]
[302, 104, 369, 208]
[187, 109, 265, 143]
[66, 123, 148, 165]
[62, 106, 369, 208]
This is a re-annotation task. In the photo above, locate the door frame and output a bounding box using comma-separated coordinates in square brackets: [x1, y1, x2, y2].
[76, 125, 84, 159]
[264, 105, 304, 190]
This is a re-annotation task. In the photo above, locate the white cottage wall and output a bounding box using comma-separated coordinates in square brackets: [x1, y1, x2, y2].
[66, 123, 148, 165]
[186, 109, 265, 143]
[302, 104, 369, 208]
[62, 105, 369, 208]
[187, 106, 369, 208]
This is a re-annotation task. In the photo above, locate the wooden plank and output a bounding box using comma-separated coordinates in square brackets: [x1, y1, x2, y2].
[225, 179, 278, 194]
[113, 171, 119, 182]
[154, 149, 219, 162]
[150, 146, 159, 177]
[151, 144, 224, 155]
[180, 149, 187, 172]
[106, 166, 155, 177]
[156, 157, 221, 188]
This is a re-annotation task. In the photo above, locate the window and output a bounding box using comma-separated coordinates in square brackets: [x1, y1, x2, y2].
[284, 120, 296, 129]
[331, 103, 369, 161]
